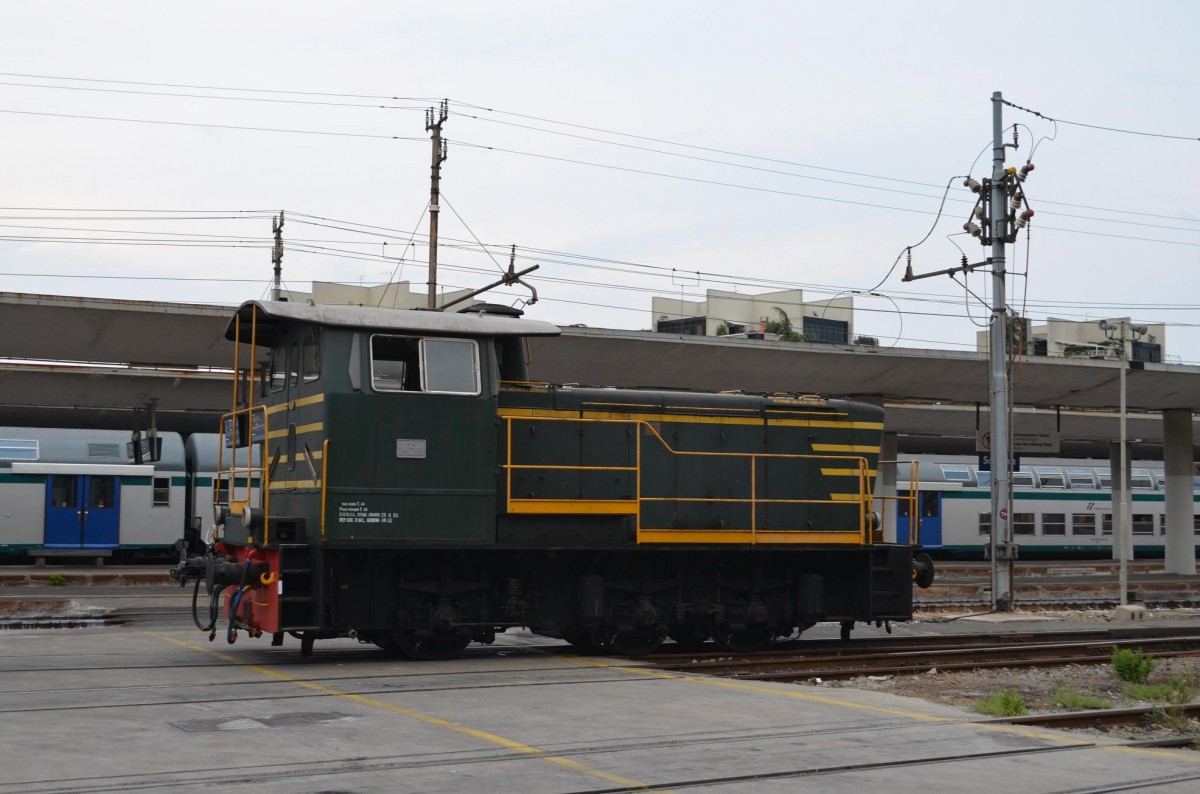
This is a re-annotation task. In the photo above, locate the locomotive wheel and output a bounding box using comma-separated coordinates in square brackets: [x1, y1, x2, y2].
[712, 626, 774, 653]
[393, 630, 471, 661]
[603, 631, 663, 657]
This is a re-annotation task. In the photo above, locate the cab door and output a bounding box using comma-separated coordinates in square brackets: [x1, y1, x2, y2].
[44, 475, 120, 548]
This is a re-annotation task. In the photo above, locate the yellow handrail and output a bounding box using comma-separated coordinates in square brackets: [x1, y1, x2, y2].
[500, 415, 874, 542]
[320, 438, 330, 542]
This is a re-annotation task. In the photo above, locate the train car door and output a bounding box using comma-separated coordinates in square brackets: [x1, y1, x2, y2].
[44, 475, 120, 548]
[917, 490, 943, 548]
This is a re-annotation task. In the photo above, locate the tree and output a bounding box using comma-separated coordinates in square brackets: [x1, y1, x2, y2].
[764, 307, 805, 342]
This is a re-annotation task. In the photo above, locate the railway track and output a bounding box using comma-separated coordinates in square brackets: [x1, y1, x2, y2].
[646, 627, 1200, 681]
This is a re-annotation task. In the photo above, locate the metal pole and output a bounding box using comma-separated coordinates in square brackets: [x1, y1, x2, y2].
[426, 101, 448, 310]
[988, 91, 1014, 610]
[271, 212, 284, 302]
[1119, 320, 1129, 605]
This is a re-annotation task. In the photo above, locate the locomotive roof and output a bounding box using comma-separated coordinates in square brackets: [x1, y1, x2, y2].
[225, 300, 561, 344]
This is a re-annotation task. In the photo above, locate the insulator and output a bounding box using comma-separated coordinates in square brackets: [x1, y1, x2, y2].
[973, 206, 984, 219]
[1018, 163, 1034, 182]
[1014, 210, 1034, 230]
[1011, 193, 1023, 211]
[1020, 209, 1034, 220]
[964, 177, 983, 194]
[964, 221, 983, 238]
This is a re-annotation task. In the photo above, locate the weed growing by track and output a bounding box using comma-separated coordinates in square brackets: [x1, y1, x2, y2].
[974, 690, 1028, 717]
[1111, 647, 1155, 683]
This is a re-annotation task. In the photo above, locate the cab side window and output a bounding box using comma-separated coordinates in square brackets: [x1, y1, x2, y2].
[370, 334, 479, 395]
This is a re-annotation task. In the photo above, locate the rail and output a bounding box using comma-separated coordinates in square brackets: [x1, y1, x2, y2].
[502, 415, 874, 544]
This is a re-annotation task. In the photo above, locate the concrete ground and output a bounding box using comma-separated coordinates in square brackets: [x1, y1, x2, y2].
[3, 601, 1200, 792]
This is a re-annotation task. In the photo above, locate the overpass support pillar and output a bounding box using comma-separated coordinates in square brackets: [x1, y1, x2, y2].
[1109, 443, 1132, 562]
[1163, 409, 1195, 575]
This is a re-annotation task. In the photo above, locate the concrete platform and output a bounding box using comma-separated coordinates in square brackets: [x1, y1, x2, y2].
[2, 616, 1199, 792]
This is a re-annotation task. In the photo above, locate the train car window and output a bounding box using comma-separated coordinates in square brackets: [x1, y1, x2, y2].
[973, 467, 991, 487]
[302, 328, 321, 382]
[289, 342, 300, 388]
[0, 438, 38, 460]
[1153, 470, 1165, 489]
[51, 476, 78, 508]
[152, 477, 170, 507]
[1194, 515, 1200, 535]
[897, 492, 910, 517]
[1041, 513, 1066, 535]
[1133, 514, 1155, 535]
[371, 335, 420, 391]
[1012, 467, 1035, 487]
[940, 464, 971, 482]
[1097, 468, 1112, 489]
[921, 492, 938, 517]
[978, 512, 991, 535]
[1072, 513, 1096, 535]
[1066, 467, 1096, 489]
[1130, 468, 1154, 490]
[1034, 467, 1065, 488]
[1101, 514, 1113, 535]
[1013, 512, 1036, 535]
[421, 338, 480, 395]
[268, 347, 287, 393]
[89, 477, 116, 508]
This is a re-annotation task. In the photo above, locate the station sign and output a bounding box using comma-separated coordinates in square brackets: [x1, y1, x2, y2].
[977, 453, 1020, 472]
[976, 429, 1059, 454]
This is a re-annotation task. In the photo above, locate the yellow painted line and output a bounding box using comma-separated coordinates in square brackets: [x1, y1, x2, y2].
[274, 451, 324, 463]
[157, 635, 653, 789]
[508, 499, 639, 515]
[265, 394, 327, 415]
[565, 656, 955, 722]
[562, 658, 1200, 763]
[266, 422, 325, 440]
[636, 530, 860, 544]
[269, 480, 319, 490]
[812, 444, 881, 454]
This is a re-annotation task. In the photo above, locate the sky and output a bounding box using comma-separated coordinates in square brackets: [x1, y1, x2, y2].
[1, 1, 1198, 360]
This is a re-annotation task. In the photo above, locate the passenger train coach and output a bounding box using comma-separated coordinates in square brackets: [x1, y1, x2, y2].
[0, 428, 245, 561]
[898, 455, 1200, 557]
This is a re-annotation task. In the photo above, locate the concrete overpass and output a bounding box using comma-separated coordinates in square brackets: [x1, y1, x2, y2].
[4, 291, 1198, 454]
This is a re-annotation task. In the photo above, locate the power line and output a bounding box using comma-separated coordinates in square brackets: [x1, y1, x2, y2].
[0, 79, 427, 111]
[0, 71, 422, 101]
[1003, 99, 1200, 143]
[3, 74, 1197, 226]
[0, 108, 423, 140]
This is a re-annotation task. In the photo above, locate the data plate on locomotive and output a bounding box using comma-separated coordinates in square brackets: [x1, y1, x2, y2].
[395, 438, 427, 459]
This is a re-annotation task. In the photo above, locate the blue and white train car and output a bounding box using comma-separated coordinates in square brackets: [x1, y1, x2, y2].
[0, 427, 187, 559]
[896, 455, 1200, 557]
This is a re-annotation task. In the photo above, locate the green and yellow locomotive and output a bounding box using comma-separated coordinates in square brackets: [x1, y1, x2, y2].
[172, 300, 933, 658]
